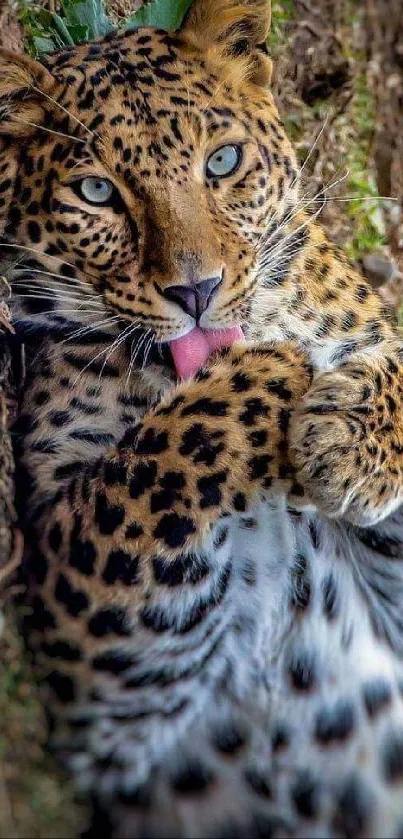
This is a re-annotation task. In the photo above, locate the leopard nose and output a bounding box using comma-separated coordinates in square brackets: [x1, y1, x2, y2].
[163, 275, 222, 320]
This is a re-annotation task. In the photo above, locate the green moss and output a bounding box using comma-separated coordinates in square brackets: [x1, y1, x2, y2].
[269, 0, 295, 55]
[0, 614, 85, 838]
[343, 71, 386, 260]
[331, 2, 386, 260]
[274, 0, 386, 262]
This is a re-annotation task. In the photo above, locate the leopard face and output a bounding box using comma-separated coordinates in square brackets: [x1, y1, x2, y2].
[0, 0, 297, 344]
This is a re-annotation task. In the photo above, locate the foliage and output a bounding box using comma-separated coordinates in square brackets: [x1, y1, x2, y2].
[19, 0, 195, 56]
[0, 613, 84, 838]
[19, 0, 114, 56]
[126, 0, 194, 31]
[344, 71, 386, 261]
[268, 0, 294, 54]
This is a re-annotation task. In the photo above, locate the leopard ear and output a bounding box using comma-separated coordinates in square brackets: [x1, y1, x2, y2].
[0, 50, 56, 136]
[181, 0, 272, 85]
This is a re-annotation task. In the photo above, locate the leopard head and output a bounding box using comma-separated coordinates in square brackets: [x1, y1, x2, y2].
[0, 0, 298, 346]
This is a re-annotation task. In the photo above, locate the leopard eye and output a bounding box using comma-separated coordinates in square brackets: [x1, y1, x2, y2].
[206, 144, 242, 178]
[78, 176, 114, 204]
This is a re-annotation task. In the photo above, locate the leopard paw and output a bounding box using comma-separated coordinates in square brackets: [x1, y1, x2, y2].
[289, 365, 403, 526]
[141, 340, 313, 522]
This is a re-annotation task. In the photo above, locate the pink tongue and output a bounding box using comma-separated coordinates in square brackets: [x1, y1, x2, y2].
[170, 326, 244, 380]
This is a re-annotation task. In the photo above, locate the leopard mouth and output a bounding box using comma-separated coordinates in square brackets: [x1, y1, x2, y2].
[141, 323, 247, 379]
[168, 324, 245, 380]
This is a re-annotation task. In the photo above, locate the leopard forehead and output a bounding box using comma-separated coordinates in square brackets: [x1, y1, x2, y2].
[43, 30, 291, 178]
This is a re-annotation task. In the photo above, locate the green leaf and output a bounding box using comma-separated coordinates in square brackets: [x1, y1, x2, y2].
[53, 13, 76, 45]
[126, 0, 194, 32]
[66, 22, 89, 41]
[32, 35, 56, 54]
[62, 0, 114, 38]
[19, 0, 115, 54]
[30, 8, 55, 29]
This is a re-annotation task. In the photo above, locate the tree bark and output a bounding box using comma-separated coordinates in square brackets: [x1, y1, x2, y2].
[0, 294, 20, 575]
[364, 0, 403, 272]
[0, 2, 23, 575]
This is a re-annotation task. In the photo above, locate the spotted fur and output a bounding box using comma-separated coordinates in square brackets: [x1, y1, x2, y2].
[3, 1, 403, 836]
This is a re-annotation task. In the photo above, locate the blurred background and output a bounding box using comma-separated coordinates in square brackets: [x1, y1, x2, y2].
[0, 0, 402, 835]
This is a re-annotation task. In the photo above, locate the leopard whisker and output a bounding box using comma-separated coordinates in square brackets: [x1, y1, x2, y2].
[126, 340, 137, 386]
[141, 333, 155, 370]
[12, 117, 86, 144]
[258, 210, 330, 279]
[12, 291, 103, 307]
[13, 277, 98, 295]
[19, 264, 96, 289]
[12, 286, 104, 307]
[260, 168, 350, 248]
[68, 156, 94, 173]
[259, 214, 325, 273]
[60, 315, 121, 346]
[14, 307, 106, 318]
[300, 195, 398, 204]
[258, 171, 350, 258]
[71, 341, 120, 387]
[258, 171, 343, 251]
[1, 242, 95, 278]
[198, 74, 231, 117]
[290, 113, 331, 191]
[98, 321, 140, 382]
[31, 86, 98, 143]
[126, 328, 149, 384]
[186, 61, 191, 119]
[272, 115, 332, 219]
[128, 328, 152, 377]
[258, 239, 329, 277]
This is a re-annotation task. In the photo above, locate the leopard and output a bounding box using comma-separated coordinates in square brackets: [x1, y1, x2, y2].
[2, 0, 403, 836]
